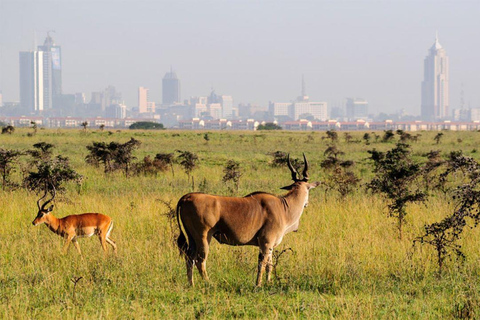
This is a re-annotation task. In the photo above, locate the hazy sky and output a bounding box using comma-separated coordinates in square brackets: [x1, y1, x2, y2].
[1, 0, 479, 115]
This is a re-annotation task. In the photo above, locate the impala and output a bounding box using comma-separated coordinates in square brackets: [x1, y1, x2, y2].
[32, 186, 117, 255]
[176, 154, 320, 287]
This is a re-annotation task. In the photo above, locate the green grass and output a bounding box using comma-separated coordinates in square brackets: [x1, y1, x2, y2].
[1, 128, 480, 318]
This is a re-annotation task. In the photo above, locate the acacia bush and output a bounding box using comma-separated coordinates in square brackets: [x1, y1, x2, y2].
[415, 155, 480, 275]
[85, 138, 141, 176]
[368, 143, 426, 239]
[0, 148, 22, 190]
[24, 155, 83, 194]
[222, 160, 242, 193]
[321, 145, 359, 196]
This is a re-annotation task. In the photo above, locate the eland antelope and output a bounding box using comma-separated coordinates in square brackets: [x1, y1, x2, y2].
[32, 186, 117, 255]
[176, 154, 320, 286]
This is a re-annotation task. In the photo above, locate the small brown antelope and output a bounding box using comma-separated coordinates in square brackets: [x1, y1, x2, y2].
[32, 187, 117, 255]
[176, 154, 320, 287]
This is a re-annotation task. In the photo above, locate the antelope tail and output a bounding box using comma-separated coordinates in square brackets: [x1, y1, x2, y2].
[176, 199, 190, 257]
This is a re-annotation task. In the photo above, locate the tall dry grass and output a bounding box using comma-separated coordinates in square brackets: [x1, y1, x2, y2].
[0, 128, 480, 318]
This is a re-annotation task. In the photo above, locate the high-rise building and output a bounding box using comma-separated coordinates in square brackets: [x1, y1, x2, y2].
[19, 33, 62, 113]
[346, 98, 368, 121]
[0, 91, 3, 107]
[220, 95, 233, 119]
[37, 33, 62, 109]
[162, 69, 180, 105]
[138, 87, 149, 113]
[19, 50, 45, 112]
[421, 34, 449, 120]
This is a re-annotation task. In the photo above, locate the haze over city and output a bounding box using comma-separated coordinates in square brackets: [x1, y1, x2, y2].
[1, 0, 479, 117]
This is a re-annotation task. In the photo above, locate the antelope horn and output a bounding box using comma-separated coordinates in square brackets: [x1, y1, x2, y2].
[302, 153, 309, 181]
[41, 183, 56, 210]
[287, 154, 299, 182]
[37, 188, 48, 210]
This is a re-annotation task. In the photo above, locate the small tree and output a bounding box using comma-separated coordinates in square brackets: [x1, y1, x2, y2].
[257, 123, 282, 130]
[1, 125, 14, 135]
[85, 138, 141, 176]
[368, 143, 426, 239]
[344, 133, 353, 143]
[176, 150, 199, 189]
[27, 142, 55, 163]
[24, 155, 83, 195]
[321, 145, 359, 196]
[30, 121, 38, 135]
[325, 130, 338, 143]
[203, 133, 210, 144]
[0, 148, 23, 190]
[222, 160, 242, 193]
[268, 151, 303, 172]
[363, 133, 371, 145]
[155, 152, 175, 176]
[382, 130, 395, 142]
[434, 132, 444, 145]
[415, 158, 480, 275]
[80, 121, 88, 132]
[99, 124, 105, 132]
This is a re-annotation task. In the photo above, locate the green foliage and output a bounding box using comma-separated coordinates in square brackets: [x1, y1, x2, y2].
[129, 121, 165, 130]
[382, 129, 395, 142]
[324, 130, 338, 142]
[85, 138, 141, 176]
[434, 132, 444, 144]
[0, 148, 22, 189]
[368, 143, 426, 239]
[176, 150, 199, 188]
[416, 155, 480, 274]
[257, 122, 282, 130]
[24, 155, 83, 194]
[321, 145, 360, 196]
[2, 129, 480, 318]
[222, 160, 242, 192]
[1, 125, 14, 134]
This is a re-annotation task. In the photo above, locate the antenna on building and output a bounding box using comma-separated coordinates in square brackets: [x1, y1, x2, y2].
[33, 29, 37, 50]
[460, 82, 465, 110]
[301, 74, 306, 97]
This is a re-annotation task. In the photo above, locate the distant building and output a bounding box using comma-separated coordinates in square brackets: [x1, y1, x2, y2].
[220, 95, 233, 119]
[19, 50, 45, 112]
[346, 98, 368, 121]
[293, 101, 328, 121]
[0, 91, 3, 107]
[138, 87, 149, 113]
[162, 69, 180, 105]
[37, 33, 62, 109]
[103, 86, 122, 111]
[421, 34, 449, 120]
[106, 104, 127, 119]
[74, 93, 86, 104]
[269, 102, 292, 120]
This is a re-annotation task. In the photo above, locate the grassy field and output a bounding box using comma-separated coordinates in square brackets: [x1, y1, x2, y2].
[1, 128, 480, 319]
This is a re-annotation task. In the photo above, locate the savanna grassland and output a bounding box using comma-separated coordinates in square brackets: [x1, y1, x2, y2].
[1, 128, 480, 319]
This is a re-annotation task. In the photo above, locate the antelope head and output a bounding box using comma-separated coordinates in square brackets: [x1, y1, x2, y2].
[281, 154, 320, 207]
[32, 186, 56, 226]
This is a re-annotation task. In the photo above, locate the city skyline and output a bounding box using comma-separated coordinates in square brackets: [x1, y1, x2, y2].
[421, 34, 449, 121]
[1, 1, 479, 116]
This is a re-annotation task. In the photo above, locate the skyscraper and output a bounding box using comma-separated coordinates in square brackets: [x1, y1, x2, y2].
[19, 33, 62, 113]
[162, 69, 180, 105]
[19, 50, 45, 112]
[421, 34, 449, 120]
[138, 87, 149, 113]
[37, 32, 62, 109]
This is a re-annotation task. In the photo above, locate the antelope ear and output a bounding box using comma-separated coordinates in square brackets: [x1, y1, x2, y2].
[280, 184, 295, 190]
[308, 181, 321, 189]
[47, 205, 54, 212]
